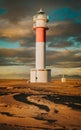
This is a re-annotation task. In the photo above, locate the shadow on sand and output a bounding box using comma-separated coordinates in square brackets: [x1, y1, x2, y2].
[14, 93, 50, 112]
[44, 94, 81, 111]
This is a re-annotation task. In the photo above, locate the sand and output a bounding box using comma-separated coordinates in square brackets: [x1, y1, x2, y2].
[0, 79, 81, 130]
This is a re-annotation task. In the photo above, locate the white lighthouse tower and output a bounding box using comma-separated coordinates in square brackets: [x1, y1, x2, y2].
[30, 9, 51, 83]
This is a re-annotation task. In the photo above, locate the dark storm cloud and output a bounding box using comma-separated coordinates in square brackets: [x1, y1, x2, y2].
[0, 20, 81, 40]
[19, 37, 35, 47]
[46, 50, 81, 67]
[0, 57, 34, 66]
[0, 0, 81, 68]
[0, 0, 81, 40]
[76, 37, 81, 42]
[0, 47, 81, 67]
[48, 22, 81, 37]
[1, 0, 81, 22]
[0, 48, 35, 58]
[0, 48, 35, 65]
[0, 18, 33, 40]
[49, 41, 73, 48]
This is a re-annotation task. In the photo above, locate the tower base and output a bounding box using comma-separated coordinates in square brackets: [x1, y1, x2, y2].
[30, 69, 51, 83]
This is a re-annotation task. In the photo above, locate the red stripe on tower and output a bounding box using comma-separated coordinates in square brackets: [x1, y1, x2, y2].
[36, 27, 46, 42]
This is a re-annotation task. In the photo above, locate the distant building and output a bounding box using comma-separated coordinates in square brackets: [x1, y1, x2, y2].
[61, 74, 66, 83]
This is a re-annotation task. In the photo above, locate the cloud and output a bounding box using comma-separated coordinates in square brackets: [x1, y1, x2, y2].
[49, 7, 81, 23]
[57, 61, 81, 68]
[49, 41, 73, 48]
[0, 0, 81, 69]
[0, 19, 81, 43]
[0, 46, 81, 67]
[46, 49, 81, 67]
[0, 48, 35, 58]
[1, 0, 81, 22]
[0, 1, 81, 43]
[0, 18, 33, 40]
[19, 37, 35, 47]
[47, 21, 81, 37]
[75, 37, 81, 42]
[0, 48, 35, 65]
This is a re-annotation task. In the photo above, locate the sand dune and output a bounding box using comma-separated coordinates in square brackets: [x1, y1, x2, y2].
[0, 79, 81, 130]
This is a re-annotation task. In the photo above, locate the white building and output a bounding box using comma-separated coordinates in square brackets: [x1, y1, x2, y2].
[30, 9, 51, 83]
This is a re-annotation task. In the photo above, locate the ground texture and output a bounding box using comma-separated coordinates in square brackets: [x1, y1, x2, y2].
[0, 79, 81, 130]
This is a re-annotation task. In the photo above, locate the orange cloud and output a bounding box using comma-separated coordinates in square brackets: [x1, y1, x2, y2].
[0, 18, 33, 39]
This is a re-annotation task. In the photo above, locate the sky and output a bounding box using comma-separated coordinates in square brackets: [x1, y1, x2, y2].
[0, 0, 81, 78]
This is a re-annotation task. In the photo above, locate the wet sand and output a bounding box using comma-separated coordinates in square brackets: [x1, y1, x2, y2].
[0, 79, 81, 130]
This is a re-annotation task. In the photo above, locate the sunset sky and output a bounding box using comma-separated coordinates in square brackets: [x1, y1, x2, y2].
[0, 0, 81, 78]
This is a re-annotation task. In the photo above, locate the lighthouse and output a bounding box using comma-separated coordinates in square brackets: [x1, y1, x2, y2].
[30, 9, 51, 83]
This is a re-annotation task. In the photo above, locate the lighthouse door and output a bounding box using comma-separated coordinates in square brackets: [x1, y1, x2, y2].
[35, 70, 38, 82]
